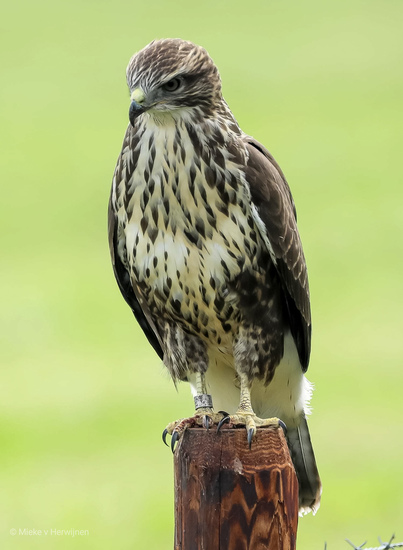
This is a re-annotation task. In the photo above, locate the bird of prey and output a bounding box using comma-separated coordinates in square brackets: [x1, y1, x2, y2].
[108, 38, 321, 514]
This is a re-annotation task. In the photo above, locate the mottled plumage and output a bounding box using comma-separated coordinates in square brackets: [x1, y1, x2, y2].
[108, 38, 321, 514]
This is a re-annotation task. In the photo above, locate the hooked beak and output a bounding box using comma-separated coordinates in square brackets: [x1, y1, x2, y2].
[129, 88, 146, 126]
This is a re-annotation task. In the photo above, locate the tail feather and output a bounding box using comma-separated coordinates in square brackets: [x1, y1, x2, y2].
[286, 414, 322, 515]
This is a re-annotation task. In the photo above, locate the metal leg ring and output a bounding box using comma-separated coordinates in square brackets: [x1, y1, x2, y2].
[194, 394, 213, 410]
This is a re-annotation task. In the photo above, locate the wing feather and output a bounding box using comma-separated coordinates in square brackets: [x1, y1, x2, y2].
[243, 136, 311, 370]
[108, 139, 164, 360]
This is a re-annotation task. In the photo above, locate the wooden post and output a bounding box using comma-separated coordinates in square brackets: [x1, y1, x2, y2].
[174, 426, 298, 550]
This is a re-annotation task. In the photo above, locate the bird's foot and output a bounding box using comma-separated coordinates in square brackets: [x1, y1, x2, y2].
[217, 412, 287, 448]
[162, 409, 228, 452]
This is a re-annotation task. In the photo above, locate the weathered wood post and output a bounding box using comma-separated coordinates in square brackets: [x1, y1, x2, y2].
[174, 426, 298, 550]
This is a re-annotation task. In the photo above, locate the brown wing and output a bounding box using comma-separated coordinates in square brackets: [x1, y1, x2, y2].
[243, 136, 311, 371]
[108, 141, 164, 360]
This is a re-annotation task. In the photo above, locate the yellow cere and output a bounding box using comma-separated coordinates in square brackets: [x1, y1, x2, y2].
[131, 88, 146, 104]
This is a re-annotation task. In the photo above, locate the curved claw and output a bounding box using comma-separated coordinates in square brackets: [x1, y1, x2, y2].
[247, 427, 254, 449]
[171, 431, 179, 453]
[278, 419, 287, 435]
[216, 415, 230, 433]
[203, 415, 211, 430]
[217, 410, 229, 417]
[162, 428, 169, 447]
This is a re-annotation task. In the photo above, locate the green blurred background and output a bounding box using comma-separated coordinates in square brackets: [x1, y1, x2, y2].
[1, 0, 402, 548]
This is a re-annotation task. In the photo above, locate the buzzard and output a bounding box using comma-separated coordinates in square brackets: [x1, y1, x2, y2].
[108, 38, 321, 514]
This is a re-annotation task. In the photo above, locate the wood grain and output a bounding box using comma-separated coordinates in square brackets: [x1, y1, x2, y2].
[174, 426, 298, 550]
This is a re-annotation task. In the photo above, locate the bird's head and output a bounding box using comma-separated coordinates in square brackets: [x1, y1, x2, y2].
[126, 39, 222, 126]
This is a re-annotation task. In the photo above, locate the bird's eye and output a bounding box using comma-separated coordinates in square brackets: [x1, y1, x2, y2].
[162, 78, 181, 92]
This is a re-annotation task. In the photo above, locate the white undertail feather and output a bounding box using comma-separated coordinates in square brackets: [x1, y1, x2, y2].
[188, 331, 321, 514]
[190, 332, 311, 425]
